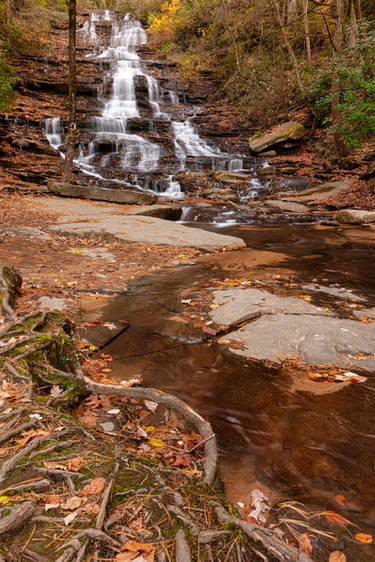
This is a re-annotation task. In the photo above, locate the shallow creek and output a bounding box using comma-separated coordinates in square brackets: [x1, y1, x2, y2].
[94, 221, 375, 557]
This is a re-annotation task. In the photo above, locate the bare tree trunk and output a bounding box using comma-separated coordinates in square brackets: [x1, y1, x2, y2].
[349, 0, 359, 46]
[272, 0, 305, 96]
[331, 0, 348, 157]
[63, 0, 77, 184]
[303, 0, 312, 65]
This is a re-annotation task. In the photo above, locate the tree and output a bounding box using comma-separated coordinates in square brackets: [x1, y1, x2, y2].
[331, 0, 348, 157]
[62, 0, 77, 184]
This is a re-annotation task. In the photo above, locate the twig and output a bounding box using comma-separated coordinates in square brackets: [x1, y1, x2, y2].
[14, 342, 52, 361]
[30, 439, 78, 459]
[96, 461, 119, 530]
[187, 433, 215, 454]
[0, 334, 42, 356]
[0, 420, 37, 444]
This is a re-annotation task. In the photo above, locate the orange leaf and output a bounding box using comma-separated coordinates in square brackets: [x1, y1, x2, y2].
[80, 477, 106, 496]
[329, 552, 346, 562]
[334, 494, 347, 506]
[324, 511, 351, 526]
[355, 533, 373, 543]
[298, 532, 313, 555]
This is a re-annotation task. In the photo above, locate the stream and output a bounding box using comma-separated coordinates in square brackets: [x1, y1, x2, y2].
[96, 222, 375, 560]
[43, 10, 375, 559]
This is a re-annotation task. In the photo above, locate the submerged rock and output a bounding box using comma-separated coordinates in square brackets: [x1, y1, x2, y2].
[249, 121, 306, 153]
[335, 209, 375, 224]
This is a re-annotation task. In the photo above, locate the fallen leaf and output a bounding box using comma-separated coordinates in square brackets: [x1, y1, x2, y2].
[149, 438, 164, 449]
[329, 552, 346, 562]
[80, 477, 106, 496]
[50, 385, 63, 398]
[324, 512, 351, 526]
[298, 532, 313, 555]
[61, 496, 83, 510]
[354, 533, 373, 543]
[64, 511, 78, 526]
[65, 457, 88, 472]
[334, 494, 347, 506]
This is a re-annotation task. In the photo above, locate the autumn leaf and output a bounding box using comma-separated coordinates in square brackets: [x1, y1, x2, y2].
[298, 532, 313, 555]
[80, 477, 106, 496]
[354, 533, 373, 543]
[334, 494, 347, 506]
[65, 457, 89, 471]
[61, 496, 83, 510]
[324, 511, 351, 526]
[329, 552, 346, 562]
[149, 438, 164, 448]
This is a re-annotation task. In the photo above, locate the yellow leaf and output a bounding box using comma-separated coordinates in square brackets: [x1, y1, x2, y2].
[149, 439, 164, 448]
[89, 345, 97, 352]
[72, 250, 83, 255]
[146, 426, 155, 432]
[0, 496, 10, 504]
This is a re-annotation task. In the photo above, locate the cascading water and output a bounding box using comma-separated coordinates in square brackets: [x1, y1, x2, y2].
[43, 10, 261, 201]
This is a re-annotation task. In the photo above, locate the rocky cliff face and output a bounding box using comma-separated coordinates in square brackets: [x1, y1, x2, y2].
[0, 10, 251, 198]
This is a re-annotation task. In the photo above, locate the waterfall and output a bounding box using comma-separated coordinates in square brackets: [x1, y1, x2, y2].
[43, 10, 258, 200]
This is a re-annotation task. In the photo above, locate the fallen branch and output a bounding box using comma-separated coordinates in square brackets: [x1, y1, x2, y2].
[0, 420, 37, 444]
[83, 377, 218, 486]
[215, 506, 312, 562]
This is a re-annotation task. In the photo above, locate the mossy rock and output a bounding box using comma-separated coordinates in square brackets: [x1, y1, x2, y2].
[249, 121, 306, 153]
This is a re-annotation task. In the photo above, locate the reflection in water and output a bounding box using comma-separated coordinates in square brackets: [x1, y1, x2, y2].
[98, 224, 375, 557]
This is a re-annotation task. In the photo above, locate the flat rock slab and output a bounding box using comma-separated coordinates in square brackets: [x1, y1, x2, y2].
[336, 209, 375, 224]
[210, 288, 375, 369]
[211, 288, 334, 327]
[280, 181, 350, 203]
[0, 227, 52, 240]
[26, 197, 245, 250]
[51, 216, 245, 250]
[264, 200, 309, 213]
[79, 321, 129, 349]
[48, 182, 157, 205]
[303, 283, 366, 302]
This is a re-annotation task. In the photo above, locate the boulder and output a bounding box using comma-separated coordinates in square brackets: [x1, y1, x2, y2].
[249, 121, 306, 154]
[335, 209, 375, 225]
[212, 171, 250, 184]
[48, 182, 157, 205]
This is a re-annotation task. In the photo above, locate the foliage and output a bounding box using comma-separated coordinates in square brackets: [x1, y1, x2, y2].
[0, 0, 68, 112]
[307, 24, 375, 147]
[0, 51, 15, 112]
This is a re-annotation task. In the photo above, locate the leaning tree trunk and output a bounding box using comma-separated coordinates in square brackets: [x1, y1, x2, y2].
[63, 0, 77, 184]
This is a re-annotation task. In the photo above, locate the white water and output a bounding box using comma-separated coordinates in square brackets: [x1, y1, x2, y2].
[44, 10, 260, 200]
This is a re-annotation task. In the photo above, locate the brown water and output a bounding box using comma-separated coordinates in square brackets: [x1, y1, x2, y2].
[99, 223, 375, 559]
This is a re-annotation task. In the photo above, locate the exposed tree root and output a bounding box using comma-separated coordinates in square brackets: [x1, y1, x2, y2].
[0, 501, 36, 535]
[215, 506, 313, 562]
